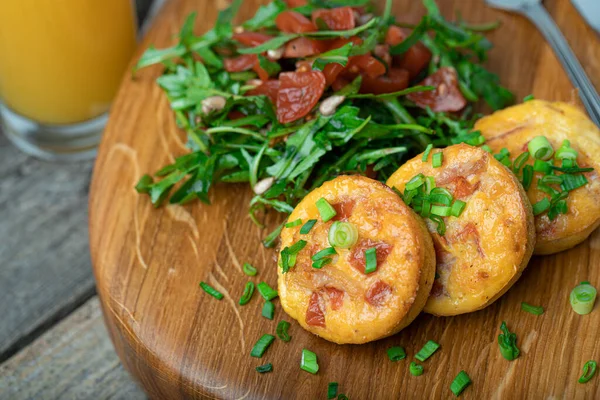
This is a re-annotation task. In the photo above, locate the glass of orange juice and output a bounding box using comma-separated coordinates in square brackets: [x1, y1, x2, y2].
[0, 0, 138, 161]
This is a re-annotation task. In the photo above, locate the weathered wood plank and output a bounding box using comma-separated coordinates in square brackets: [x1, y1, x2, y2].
[0, 297, 146, 400]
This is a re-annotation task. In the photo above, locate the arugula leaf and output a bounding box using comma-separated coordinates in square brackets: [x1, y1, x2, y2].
[310, 0, 371, 8]
[389, 19, 429, 55]
[135, 45, 186, 71]
[244, 0, 287, 30]
[237, 34, 299, 54]
[258, 55, 282, 77]
[305, 17, 379, 37]
[312, 43, 353, 71]
[347, 85, 436, 99]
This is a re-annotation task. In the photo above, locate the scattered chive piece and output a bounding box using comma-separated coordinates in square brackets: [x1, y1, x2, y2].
[415, 340, 440, 362]
[337, 395, 348, 400]
[451, 200, 466, 217]
[522, 165, 534, 190]
[276, 321, 291, 343]
[256, 363, 273, 373]
[422, 144, 433, 162]
[262, 300, 275, 320]
[312, 247, 337, 261]
[199, 282, 223, 300]
[387, 346, 406, 362]
[300, 219, 318, 234]
[288, 239, 307, 255]
[498, 321, 520, 361]
[135, 174, 153, 193]
[409, 362, 424, 376]
[300, 349, 319, 374]
[257, 282, 278, 300]
[405, 173, 425, 191]
[532, 198, 551, 215]
[425, 176, 435, 193]
[430, 215, 446, 235]
[239, 282, 255, 306]
[432, 152, 443, 168]
[243, 262, 258, 276]
[561, 173, 588, 192]
[328, 382, 339, 399]
[250, 334, 275, 358]
[533, 159, 552, 174]
[569, 282, 597, 315]
[328, 221, 359, 249]
[312, 257, 333, 269]
[578, 360, 598, 383]
[285, 218, 303, 228]
[540, 175, 563, 185]
[364, 248, 378, 274]
[316, 198, 337, 222]
[521, 302, 544, 315]
[481, 144, 492, 153]
[528, 136, 554, 160]
[430, 205, 452, 217]
[555, 140, 578, 160]
[513, 151, 530, 173]
[523, 94, 535, 102]
[450, 371, 472, 396]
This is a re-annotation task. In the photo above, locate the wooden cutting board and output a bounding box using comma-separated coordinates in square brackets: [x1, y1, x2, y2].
[89, 0, 600, 398]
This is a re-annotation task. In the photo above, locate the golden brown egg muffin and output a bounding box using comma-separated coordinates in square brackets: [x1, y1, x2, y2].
[277, 175, 435, 344]
[387, 144, 535, 316]
[474, 100, 600, 255]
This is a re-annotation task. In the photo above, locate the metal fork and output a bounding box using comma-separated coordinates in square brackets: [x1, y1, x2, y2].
[485, 0, 600, 126]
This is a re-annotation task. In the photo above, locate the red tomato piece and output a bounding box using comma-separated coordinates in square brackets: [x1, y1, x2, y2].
[312, 7, 355, 31]
[332, 77, 350, 92]
[384, 25, 406, 46]
[246, 79, 280, 105]
[350, 55, 386, 78]
[332, 200, 355, 222]
[385, 26, 432, 79]
[328, 36, 362, 51]
[276, 10, 317, 33]
[323, 62, 345, 86]
[232, 32, 273, 47]
[223, 54, 257, 72]
[349, 239, 393, 274]
[252, 62, 270, 82]
[277, 71, 326, 124]
[406, 67, 467, 112]
[283, 37, 328, 58]
[285, 0, 307, 6]
[306, 292, 326, 327]
[360, 68, 409, 95]
[373, 44, 392, 68]
[323, 287, 345, 311]
[365, 280, 393, 307]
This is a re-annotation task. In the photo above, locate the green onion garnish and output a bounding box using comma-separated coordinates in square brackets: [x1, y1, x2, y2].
[316, 198, 337, 222]
[328, 382, 339, 399]
[561, 173, 588, 192]
[300, 349, 319, 374]
[256, 363, 273, 373]
[432, 152, 443, 168]
[135, 174, 153, 193]
[239, 282, 255, 305]
[498, 321, 520, 361]
[532, 198, 551, 215]
[364, 248, 378, 274]
[257, 282, 278, 300]
[415, 340, 440, 362]
[199, 282, 223, 300]
[288, 239, 307, 254]
[300, 219, 318, 234]
[523, 94, 534, 102]
[262, 300, 275, 320]
[555, 140, 578, 160]
[422, 144, 433, 162]
[406, 173, 425, 191]
[533, 159, 552, 174]
[451, 200, 466, 217]
[521, 302, 544, 315]
[522, 165, 534, 190]
[312, 257, 333, 269]
[250, 334, 275, 358]
[328, 221, 359, 249]
[481, 144, 492, 153]
[337, 395, 348, 400]
[569, 282, 597, 315]
[387, 346, 406, 362]
[243, 262, 258, 276]
[285, 218, 303, 228]
[528, 136, 554, 160]
[312, 247, 337, 261]
[430, 205, 452, 217]
[540, 175, 563, 185]
[430, 215, 446, 235]
[512, 151, 530, 174]
[276, 320, 291, 342]
[450, 370, 472, 396]
[578, 360, 598, 383]
[409, 362, 424, 376]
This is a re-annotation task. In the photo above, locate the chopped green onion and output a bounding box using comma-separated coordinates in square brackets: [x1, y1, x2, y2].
[250, 334, 275, 358]
[533, 159, 552, 174]
[521, 302, 544, 315]
[431, 205, 452, 217]
[450, 371, 472, 396]
[528, 136, 554, 160]
[316, 198, 337, 222]
[422, 144, 433, 162]
[522, 165, 534, 190]
[337, 395, 348, 400]
[415, 340, 440, 362]
[532, 198, 551, 215]
[512, 151, 530, 173]
[280, 248, 292, 273]
[409, 362, 424, 376]
[430, 193, 452, 206]
[199, 282, 223, 300]
[364, 248, 378, 274]
[481, 144, 492, 153]
[561, 173, 588, 192]
[285, 218, 303, 228]
[312, 258, 333, 269]
[578, 360, 598, 383]
[551, 165, 594, 173]
[540, 175, 563, 185]
[300, 349, 319, 374]
[262, 300, 275, 320]
[255, 363, 273, 373]
[312, 247, 338, 261]
[555, 140, 578, 160]
[421, 199, 431, 218]
[243, 262, 258, 276]
[328, 221, 359, 249]
[424, 176, 436, 194]
[276, 320, 291, 342]
[430, 215, 446, 235]
[300, 219, 318, 234]
[548, 200, 568, 220]
[135, 174, 153, 193]
[523, 94, 535, 102]
[239, 282, 255, 305]
[432, 152, 444, 168]
[387, 346, 406, 362]
[562, 158, 574, 168]
[406, 173, 425, 191]
[288, 239, 307, 255]
[451, 200, 467, 217]
[569, 282, 597, 315]
[257, 282, 278, 300]
[328, 382, 339, 399]
[498, 321, 520, 361]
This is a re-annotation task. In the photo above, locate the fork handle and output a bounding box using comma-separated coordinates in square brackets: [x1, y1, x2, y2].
[521, 3, 600, 126]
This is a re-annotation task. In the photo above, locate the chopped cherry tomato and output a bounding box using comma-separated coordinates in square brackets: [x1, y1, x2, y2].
[332, 77, 350, 92]
[283, 37, 328, 58]
[349, 55, 386, 78]
[223, 54, 257, 72]
[328, 36, 362, 50]
[349, 239, 393, 274]
[232, 32, 273, 47]
[385, 26, 432, 79]
[246, 79, 280, 105]
[323, 287, 345, 311]
[306, 292, 326, 327]
[284, 0, 308, 6]
[312, 6, 355, 31]
[323, 62, 345, 86]
[276, 10, 317, 33]
[365, 280, 392, 307]
[253, 63, 270, 82]
[406, 67, 467, 112]
[332, 200, 355, 222]
[385, 25, 406, 46]
[277, 70, 326, 124]
[373, 44, 392, 68]
[360, 68, 409, 95]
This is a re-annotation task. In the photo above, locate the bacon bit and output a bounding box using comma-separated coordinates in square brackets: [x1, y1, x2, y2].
[306, 292, 326, 327]
[478, 270, 489, 279]
[350, 239, 393, 274]
[449, 176, 481, 199]
[432, 233, 455, 267]
[406, 67, 466, 112]
[449, 222, 485, 257]
[332, 200, 356, 222]
[431, 280, 444, 297]
[323, 287, 345, 310]
[365, 164, 377, 179]
[365, 280, 392, 306]
[436, 154, 487, 196]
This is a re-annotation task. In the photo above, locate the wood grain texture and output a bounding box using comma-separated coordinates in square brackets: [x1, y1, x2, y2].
[0, 297, 146, 400]
[89, 0, 600, 399]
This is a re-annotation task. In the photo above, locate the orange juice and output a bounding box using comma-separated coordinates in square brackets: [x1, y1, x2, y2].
[0, 0, 137, 125]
